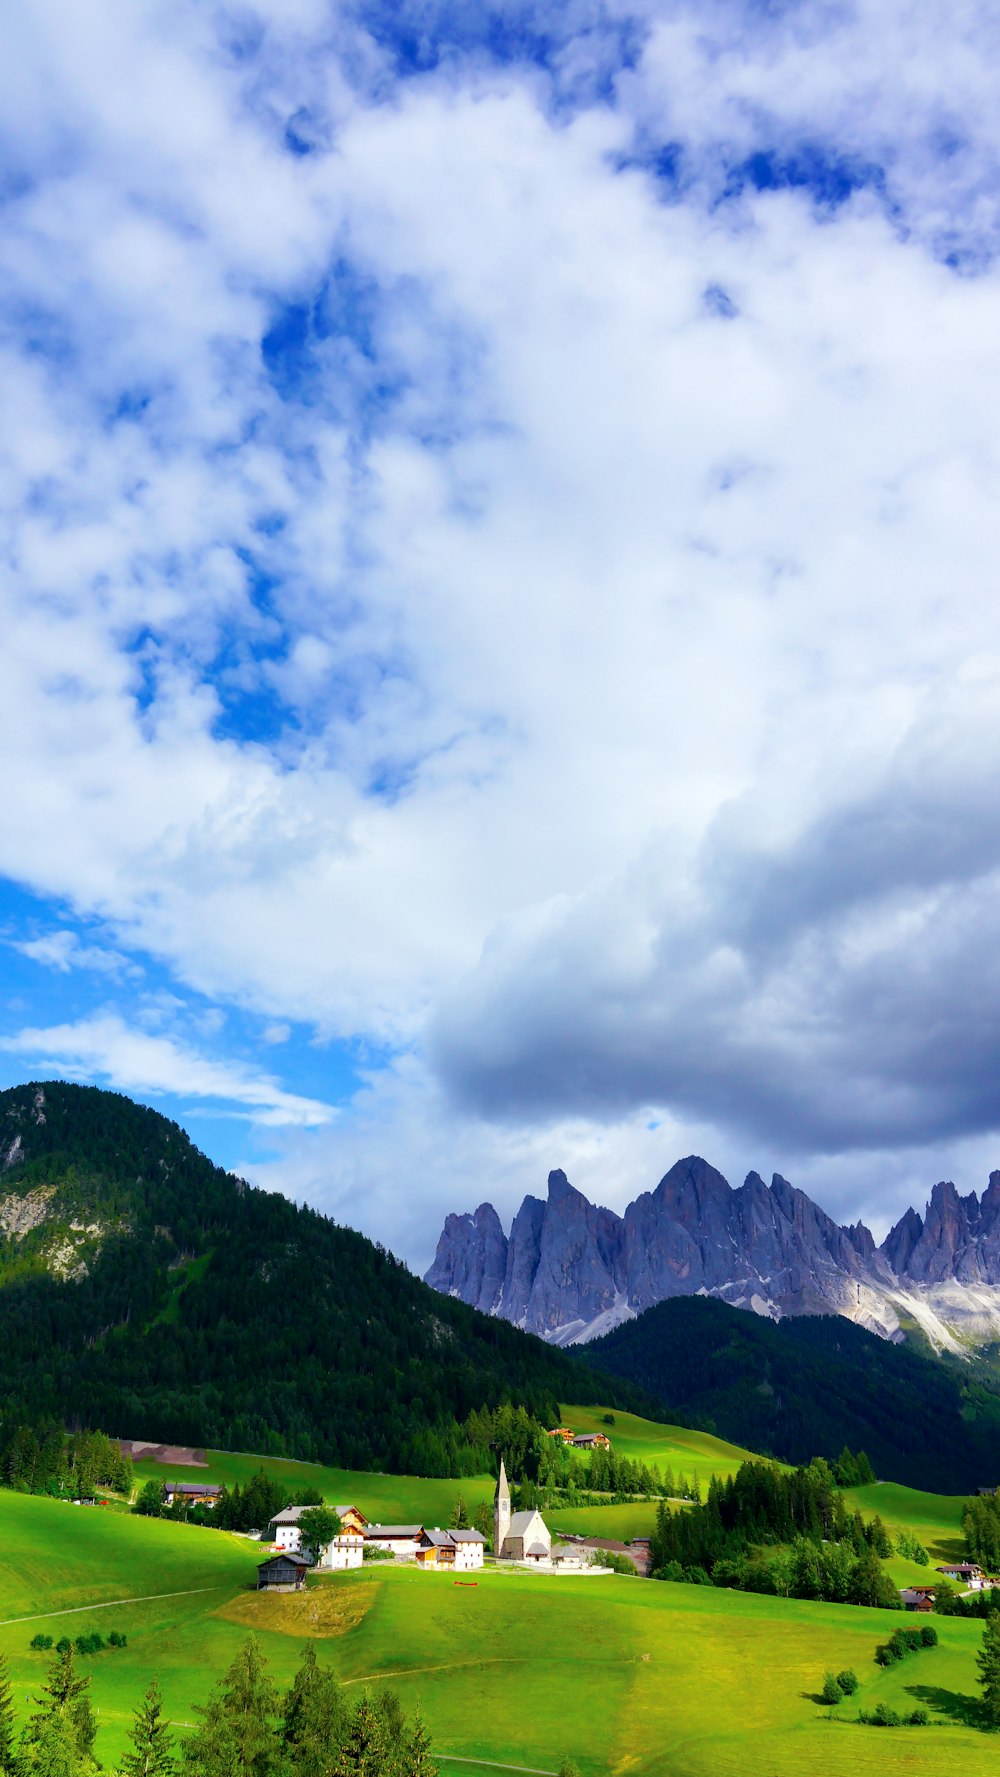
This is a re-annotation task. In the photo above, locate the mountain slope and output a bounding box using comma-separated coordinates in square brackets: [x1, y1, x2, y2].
[0, 1082, 642, 1473]
[426, 1157, 1000, 1351]
[584, 1293, 1000, 1494]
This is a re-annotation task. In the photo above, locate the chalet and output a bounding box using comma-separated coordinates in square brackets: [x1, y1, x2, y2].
[545, 1427, 575, 1444]
[415, 1529, 456, 1568]
[364, 1524, 424, 1558]
[162, 1482, 222, 1509]
[256, 1552, 312, 1592]
[937, 1562, 984, 1587]
[900, 1585, 937, 1611]
[572, 1433, 611, 1451]
[414, 1529, 486, 1571]
[267, 1506, 365, 1570]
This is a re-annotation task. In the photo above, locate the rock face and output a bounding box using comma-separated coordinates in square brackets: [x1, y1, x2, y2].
[425, 1159, 1000, 1351]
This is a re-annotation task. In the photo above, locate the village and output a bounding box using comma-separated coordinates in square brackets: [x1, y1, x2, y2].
[160, 1430, 626, 1592]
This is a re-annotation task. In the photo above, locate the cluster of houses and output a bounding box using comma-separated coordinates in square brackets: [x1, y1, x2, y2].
[901, 1561, 1000, 1611]
[254, 1455, 610, 1592]
[544, 1427, 612, 1450]
[256, 1503, 487, 1591]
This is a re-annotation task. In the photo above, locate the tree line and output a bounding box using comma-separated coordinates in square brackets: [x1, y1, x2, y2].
[0, 1417, 132, 1501]
[0, 1637, 439, 1777]
[647, 1457, 911, 1607]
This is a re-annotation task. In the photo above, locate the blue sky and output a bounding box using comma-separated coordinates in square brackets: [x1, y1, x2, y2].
[4, 0, 1000, 1267]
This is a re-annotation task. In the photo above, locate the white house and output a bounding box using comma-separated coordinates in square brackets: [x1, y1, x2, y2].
[269, 1506, 310, 1551]
[316, 1532, 364, 1571]
[364, 1523, 424, 1557]
[449, 1529, 486, 1570]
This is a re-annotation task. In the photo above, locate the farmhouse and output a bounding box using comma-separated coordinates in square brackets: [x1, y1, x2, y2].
[365, 1524, 424, 1557]
[936, 1562, 985, 1587]
[256, 1552, 311, 1591]
[571, 1433, 611, 1451]
[545, 1427, 575, 1443]
[267, 1505, 365, 1569]
[414, 1528, 486, 1570]
[162, 1482, 222, 1508]
[900, 1585, 937, 1611]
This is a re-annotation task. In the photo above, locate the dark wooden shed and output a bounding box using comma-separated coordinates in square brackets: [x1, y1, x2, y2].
[256, 1552, 312, 1592]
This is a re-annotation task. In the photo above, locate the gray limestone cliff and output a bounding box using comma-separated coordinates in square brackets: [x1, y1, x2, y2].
[426, 1159, 1000, 1351]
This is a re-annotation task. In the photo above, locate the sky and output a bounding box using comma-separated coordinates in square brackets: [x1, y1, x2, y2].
[3, 0, 1000, 1271]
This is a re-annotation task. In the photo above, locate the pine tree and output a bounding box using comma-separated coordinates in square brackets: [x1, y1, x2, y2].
[336, 1697, 387, 1776]
[182, 1638, 280, 1777]
[121, 1679, 174, 1777]
[28, 1645, 95, 1764]
[400, 1715, 437, 1777]
[449, 1495, 469, 1530]
[978, 1612, 1000, 1727]
[282, 1645, 347, 1777]
[0, 1653, 18, 1777]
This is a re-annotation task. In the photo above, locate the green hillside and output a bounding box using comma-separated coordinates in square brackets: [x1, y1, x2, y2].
[0, 1488, 994, 1777]
[587, 1294, 1000, 1494]
[0, 1082, 645, 1476]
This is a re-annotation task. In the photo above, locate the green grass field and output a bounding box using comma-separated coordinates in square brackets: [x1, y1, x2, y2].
[2, 1483, 997, 1776]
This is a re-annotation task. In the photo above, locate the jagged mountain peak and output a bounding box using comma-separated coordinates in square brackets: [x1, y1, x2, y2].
[425, 1156, 1000, 1352]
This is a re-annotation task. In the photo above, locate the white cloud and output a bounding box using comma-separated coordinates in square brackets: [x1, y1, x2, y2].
[1, 3, 1000, 1223]
[12, 930, 138, 978]
[0, 1015, 334, 1127]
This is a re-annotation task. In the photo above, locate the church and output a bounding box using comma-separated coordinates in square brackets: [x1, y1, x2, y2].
[494, 1456, 552, 1563]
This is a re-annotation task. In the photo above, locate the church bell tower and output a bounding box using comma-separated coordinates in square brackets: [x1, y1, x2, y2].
[494, 1455, 511, 1557]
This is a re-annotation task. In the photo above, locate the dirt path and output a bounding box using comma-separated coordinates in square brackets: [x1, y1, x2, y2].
[0, 1587, 225, 1628]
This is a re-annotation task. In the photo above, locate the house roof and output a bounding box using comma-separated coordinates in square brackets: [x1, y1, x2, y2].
[164, 1481, 221, 1495]
[270, 1506, 307, 1524]
[526, 1542, 549, 1557]
[450, 1530, 485, 1543]
[421, 1529, 454, 1547]
[368, 1525, 422, 1537]
[258, 1552, 312, 1570]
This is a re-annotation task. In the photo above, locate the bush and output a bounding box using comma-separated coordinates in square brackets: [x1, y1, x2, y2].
[55, 1638, 71, 1654]
[107, 1631, 127, 1648]
[920, 1624, 938, 1647]
[75, 1632, 105, 1655]
[683, 1565, 711, 1586]
[836, 1669, 859, 1695]
[909, 1707, 929, 1725]
[874, 1644, 899, 1666]
[820, 1673, 842, 1705]
[29, 1634, 53, 1651]
[652, 1561, 685, 1582]
[362, 1545, 395, 1562]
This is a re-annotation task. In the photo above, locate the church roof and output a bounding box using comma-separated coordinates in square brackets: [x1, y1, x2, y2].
[526, 1542, 549, 1557]
[507, 1509, 547, 1536]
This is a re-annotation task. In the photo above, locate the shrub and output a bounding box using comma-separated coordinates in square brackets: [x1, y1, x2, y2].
[920, 1624, 938, 1647]
[908, 1707, 929, 1725]
[820, 1673, 842, 1705]
[874, 1644, 898, 1666]
[107, 1631, 127, 1648]
[55, 1638, 71, 1654]
[652, 1561, 685, 1582]
[836, 1669, 859, 1695]
[683, 1565, 711, 1586]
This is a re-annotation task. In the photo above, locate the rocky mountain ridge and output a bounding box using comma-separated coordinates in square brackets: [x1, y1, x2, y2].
[425, 1157, 1000, 1352]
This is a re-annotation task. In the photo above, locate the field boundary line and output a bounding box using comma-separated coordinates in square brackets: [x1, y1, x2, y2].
[439, 1759, 557, 1775]
[0, 1587, 224, 1627]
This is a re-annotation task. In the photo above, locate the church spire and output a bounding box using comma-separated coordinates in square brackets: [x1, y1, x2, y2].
[494, 1454, 511, 1557]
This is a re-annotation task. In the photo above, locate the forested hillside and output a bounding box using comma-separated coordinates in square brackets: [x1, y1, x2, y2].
[0, 1082, 641, 1475]
[586, 1294, 1000, 1493]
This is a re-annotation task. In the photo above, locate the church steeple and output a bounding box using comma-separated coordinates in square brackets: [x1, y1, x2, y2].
[494, 1455, 511, 1557]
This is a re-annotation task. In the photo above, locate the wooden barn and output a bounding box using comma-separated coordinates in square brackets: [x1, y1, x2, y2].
[256, 1552, 312, 1592]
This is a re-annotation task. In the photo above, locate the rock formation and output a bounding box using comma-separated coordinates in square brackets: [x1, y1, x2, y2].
[426, 1159, 1000, 1351]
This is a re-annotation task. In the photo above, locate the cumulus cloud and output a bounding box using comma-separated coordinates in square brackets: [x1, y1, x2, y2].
[0, 1015, 334, 1127]
[1, 0, 1000, 1224]
[11, 930, 138, 978]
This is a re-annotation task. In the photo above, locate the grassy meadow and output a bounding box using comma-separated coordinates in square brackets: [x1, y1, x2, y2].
[1, 1484, 996, 1777]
